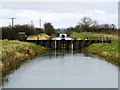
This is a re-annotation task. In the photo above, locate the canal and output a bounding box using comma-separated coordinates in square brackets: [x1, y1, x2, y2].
[3, 50, 118, 88]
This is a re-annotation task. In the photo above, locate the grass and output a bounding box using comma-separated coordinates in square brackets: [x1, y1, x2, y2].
[1, 40, 49, 84]
[0, 40, 1, 85]
[71, 32, 120, 66]
[27, 33, 50, 40]
[71, 32, 101, 40]
[2, 40, 20, 46]
[27, 33, 45, 38]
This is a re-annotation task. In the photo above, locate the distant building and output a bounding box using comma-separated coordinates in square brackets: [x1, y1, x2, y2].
[17, 31, 27, 41]
[52, 34, 74, 40]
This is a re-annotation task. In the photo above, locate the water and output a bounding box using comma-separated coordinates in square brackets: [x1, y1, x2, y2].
[52, 37, 74, 40]
[51, 34, 74, 40]
[3, 50, 118, 88]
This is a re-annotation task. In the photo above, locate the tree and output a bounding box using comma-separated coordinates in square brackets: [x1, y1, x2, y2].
[34, 28, 44, 34]
[109, 24, 116, 30]
[44, 23, 56, 35]
[92, 20, 99, 27]
[2, 26, 16, 40]
[77, 17, 94, 32]
[80, 17, 93, 27]
[2, 24, 43, 40]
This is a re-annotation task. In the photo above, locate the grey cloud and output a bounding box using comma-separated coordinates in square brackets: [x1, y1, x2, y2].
[1, 2, 117, 13]
[0, 2, 118, 28]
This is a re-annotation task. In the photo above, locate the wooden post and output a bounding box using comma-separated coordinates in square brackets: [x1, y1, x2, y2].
[37, 37, 39, 40]
[71, 43, 73, 50]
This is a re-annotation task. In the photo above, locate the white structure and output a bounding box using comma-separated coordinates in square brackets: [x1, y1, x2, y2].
[52, 34, 74, 40]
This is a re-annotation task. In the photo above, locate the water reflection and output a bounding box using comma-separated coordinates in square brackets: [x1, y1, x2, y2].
[3, 50, 118, 88]
[46, 50, 98, 59]
[46, 50, 78, 57]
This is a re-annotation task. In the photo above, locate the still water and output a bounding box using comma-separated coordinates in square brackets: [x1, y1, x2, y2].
[3, 50, 118, 88]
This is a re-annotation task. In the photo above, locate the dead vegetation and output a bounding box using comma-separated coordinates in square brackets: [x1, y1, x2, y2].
[27, 34, 51, 40]
[1, 40, 49, 83]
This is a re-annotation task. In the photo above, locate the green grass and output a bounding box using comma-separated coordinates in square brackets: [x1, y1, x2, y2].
[71, 32, 101, 40]
[2, 40, 20, 46]
[1, 40, 49, 78]
[71, 32, 120, 66]
[83, 42, 120, 66]
[1, 40, 50, 85]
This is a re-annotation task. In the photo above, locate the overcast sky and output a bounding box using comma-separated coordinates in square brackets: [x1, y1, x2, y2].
[0, 1, 119, 28]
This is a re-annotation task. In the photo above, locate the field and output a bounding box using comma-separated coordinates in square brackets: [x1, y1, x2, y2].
[71, 32, 111, 40]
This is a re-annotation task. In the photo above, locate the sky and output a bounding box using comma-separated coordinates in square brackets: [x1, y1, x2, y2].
[0, 0, 119, 28]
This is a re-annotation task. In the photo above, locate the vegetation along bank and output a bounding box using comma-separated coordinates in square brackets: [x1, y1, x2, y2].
[71, 32, 120, 66]
[1, 40, 49, 80]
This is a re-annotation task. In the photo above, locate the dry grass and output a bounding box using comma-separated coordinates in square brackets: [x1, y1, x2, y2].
[27, 34, 50, 40]
[1, 40, 49, 78]
[85, 32, 118, 39]
[0, 61, 2, 70]
[0, 61, 2, 86]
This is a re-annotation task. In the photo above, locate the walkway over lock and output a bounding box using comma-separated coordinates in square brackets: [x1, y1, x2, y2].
[26, 40, 112, 50]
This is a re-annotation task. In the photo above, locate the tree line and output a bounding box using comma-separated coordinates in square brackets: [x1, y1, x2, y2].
[1, 16, 119, 40]
[1, 23, 56, 40]
[66, 17, 119, 35]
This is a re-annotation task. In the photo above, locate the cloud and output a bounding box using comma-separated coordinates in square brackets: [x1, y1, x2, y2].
[1, 2, 117, 13]
[1, 0, 119, 2]
[0, 2, 118, 28]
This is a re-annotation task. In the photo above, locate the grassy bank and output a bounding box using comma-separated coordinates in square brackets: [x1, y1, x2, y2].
[1, 40, 49, 80]
[71, 32, 111, 40]
[0, 61, 2, 85]
[27, 33, 50, 40]
[71, 32, 100, 40]
[71, 32, 120, 66]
